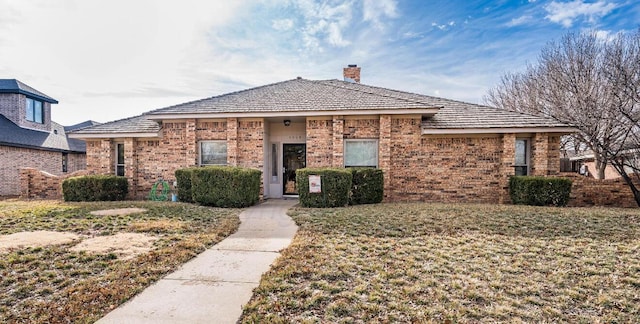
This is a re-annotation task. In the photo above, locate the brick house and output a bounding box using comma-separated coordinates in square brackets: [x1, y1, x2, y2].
[0, 79, 96, 196]
[70, 66, 574, 202]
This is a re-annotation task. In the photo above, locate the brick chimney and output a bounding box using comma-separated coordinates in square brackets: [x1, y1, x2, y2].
[343, 64, 361, 83]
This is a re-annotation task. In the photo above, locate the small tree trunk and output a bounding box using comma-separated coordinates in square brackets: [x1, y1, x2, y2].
[595, 158, 607, 179]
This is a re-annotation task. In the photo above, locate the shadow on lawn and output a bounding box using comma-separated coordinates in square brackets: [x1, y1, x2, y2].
[289, 203, 640, 242]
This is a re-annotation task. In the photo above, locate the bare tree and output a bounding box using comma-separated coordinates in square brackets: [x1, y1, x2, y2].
[485, 30, 640, 206]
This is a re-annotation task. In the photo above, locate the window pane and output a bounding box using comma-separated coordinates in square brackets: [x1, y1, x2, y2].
[515, 139, 527, 166]
[26, 98, 34, 122]
[117, 144, 125, 164]
[345, 140, 378, 167]
[271, 144, 277, 177]
[34, 101, 43, 123]
[116, 165, 125, 177]
[514, 166, 528, 176]
[201, 141, 227, 165]
[62, 153, 68, 173]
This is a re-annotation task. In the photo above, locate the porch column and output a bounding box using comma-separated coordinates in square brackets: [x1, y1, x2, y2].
[185, 118, 197, 166]
[531, 132, 550, 176]
[332, 115, 344, 167]
[379, 115, 392, 201]
[124, 137, 137, 198]
[500, 133, 516, 203]
[98, 139, 113, 175]
[227, 117, 239, 166]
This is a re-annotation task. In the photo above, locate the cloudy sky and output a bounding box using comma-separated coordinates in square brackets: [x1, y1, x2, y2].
[0, 0, 638, 125]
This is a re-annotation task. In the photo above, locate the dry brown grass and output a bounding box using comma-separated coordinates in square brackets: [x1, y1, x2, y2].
[241, 203, 640, 323]
[0, 200, 240, 323]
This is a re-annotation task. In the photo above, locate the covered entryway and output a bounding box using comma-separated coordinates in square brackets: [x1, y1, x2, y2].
[264, 119, 306, 198]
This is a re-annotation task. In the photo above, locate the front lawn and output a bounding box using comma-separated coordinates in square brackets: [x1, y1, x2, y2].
[0, 200, 240, 323]
[241, 203, 640, 322]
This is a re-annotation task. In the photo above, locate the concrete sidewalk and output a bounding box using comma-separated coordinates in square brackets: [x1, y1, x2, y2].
[97, 199, 298, 324]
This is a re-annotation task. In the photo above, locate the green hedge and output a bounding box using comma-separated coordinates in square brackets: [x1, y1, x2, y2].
[62, 175, 128, 201]
[509, 176, 572, 207]
[191, 166, 261, 208]
[175, 168, 197, 203]
[296, 168, 352, 208]
[349, 168, 384, 205]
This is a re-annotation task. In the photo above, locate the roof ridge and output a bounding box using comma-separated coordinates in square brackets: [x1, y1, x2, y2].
[147, 78, 302, 115]
[317, 79, 444, 107]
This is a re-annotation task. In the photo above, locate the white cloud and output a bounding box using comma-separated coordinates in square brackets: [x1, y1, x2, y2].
[431, 22, 450, 31]
[327, 22, 351, 47]
[272, 19, 294, 31]
[506, 15, 533, 27]
[544, 0, 617, 27]
[295, 0, 355, 52]
[362, 0, 398, 28]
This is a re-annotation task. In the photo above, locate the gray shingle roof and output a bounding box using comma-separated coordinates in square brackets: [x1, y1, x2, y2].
[421, 102, 568, 129]
[73, 78, 570, 135]
[64, 120, 102, 132]
[0, 115, 85, 152]
[147, 78, 439, 115]
[69, 115, 160, 134]
[0, 79, 58, 103]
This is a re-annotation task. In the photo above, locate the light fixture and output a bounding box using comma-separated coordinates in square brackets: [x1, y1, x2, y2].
[284, 119, 291, 126]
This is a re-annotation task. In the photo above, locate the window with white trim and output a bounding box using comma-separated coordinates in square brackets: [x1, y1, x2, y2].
[514, 138, 530, 176]
[115, 143, 125, 176]
[199, 141, 227, 165]
[344, 139, 378, 168]
[26, 98, 44, 123]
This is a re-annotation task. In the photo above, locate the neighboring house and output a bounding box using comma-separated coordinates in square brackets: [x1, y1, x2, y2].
[70, 66, 574, 202]
[0, 79, 97, 196]
[562, 148, 640, 179]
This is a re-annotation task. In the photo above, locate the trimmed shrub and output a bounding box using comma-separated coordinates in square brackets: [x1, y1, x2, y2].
[191, 166, 261, 208]
[509, 176, 572, 207]
[297, 168, 352, 208]
[62, 175, 128, 201]
[175, 168, 197, 203]
[349, 167, 384, 205]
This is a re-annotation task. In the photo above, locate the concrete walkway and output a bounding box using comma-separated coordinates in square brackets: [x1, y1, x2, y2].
[97, 199, 298, 324]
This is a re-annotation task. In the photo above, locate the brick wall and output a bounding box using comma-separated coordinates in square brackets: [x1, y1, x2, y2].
[385, 116, 506, 203]
[560, 173, 639, 207]
[0, 146, 71, 196]
[20, 168, 93, 199]
[0, 93, 20, 125]
[306, 118, 333, 167]
[344, 118, 379, 139]
[237, 119, 265, 168]
[67, 153, 86, 173]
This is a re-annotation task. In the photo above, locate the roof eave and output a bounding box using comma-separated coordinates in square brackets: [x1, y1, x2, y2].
[145, 108, 441, 120]
[0, 89, 58, 103]
[68, 132, 160, 139]
[0, 141, 84, 153]
[421, 126, 577, 135]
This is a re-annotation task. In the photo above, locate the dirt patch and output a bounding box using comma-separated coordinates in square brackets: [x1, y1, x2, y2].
[129, 219, 186, 233]
[0, 231, 81, 253]
[70, 233, 158, 260]
[90, 208, 147, 216]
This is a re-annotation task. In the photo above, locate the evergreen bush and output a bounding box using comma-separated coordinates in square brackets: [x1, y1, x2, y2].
[509, 176, 572, 207]
[62, 175, 128, 201]
[191, 166, 261, 208]
[349, 167, 384, 205]
[296, 168, 352, 208]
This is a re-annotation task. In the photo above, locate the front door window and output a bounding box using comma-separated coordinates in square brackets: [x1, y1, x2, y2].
[283, 144, 306, 195]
